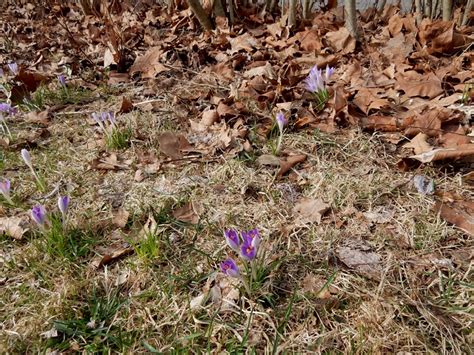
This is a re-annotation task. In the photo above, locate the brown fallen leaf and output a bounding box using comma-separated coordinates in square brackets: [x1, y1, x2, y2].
[129, 47, 169, 78]
[396, 71, 443, 99]
[403, 133, 433, 155]
[90, 153, 130, 170]
[256, 154, 280, 166]
[0, 216, 28, 240]
[157, 132, 191, 159]
[25, 110, 50, 125]
[325, 27, 356, 54]
[409, 145, 474, 163]
[172, 201, 202, 224]
[119, 96, 134, 114]
[434, 199, 474, 236]
[112, 208, 129, 228]
[293, 197, 330, 225]
[91, 241, 134, 269]
[201, 109, 219, 126]
[277, 154, 307, 178]
[336, 242, 382, 279]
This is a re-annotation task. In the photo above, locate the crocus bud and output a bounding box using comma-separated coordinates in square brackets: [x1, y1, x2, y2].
[224, 229, 240, 251]
[21, 149, 32, 169]
[58, 74, 66, 87]
[276, 112, 287, 132]
[31, 205, 47, 226]
[220, 258, 240, 278]
[58, 195, 70, 217]
[0, 179, 11, 197]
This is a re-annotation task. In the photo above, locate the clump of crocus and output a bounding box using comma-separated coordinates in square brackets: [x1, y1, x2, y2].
[92, 111, 130, 149]
[31, 204, 47, 228]
[21, 149, 46, 191]
[304, 65, 335, 111]
[220, 228, 263, 296]
[58, 74, 66, 88]
[275, 111, 288, 155]
[7, 63, 18, 76]
[0, 179, 14, 205]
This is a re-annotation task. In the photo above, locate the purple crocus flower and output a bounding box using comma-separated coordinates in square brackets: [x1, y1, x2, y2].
[276, 112, 287, 132]
[305, 65, 324, 93]
[58, 74, 66, 87]
[31, 205, 47, 226]
[220, 258, 240, 277]
[58, 195, 70, 217]
[0, 179, 11, 197]
[240, 240, 257, 261]
[21, 149, 32, 169]
[325, 65, 335, 82]
[242, 228, 261, 249]
[8, 63, 18, 75]
[224, 229, 240, 250]
[0, 103, 17, 115]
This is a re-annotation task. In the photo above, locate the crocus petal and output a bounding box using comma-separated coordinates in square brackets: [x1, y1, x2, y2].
[0, 179, 11, 196]
[240, 241, 257, 261]
[21, 149, 32, 168]
[58, 195, 70, 216]
[276, 112, 287, 132]
[58, 75, 66, 87]
[31, 204, 47, 225]
[220, 258, 240, 277]
[224, 229, 240, 250]
[8, 63, 18, 75]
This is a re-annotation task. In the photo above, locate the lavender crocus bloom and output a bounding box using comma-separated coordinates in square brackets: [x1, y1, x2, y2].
[242, 228, 261, 249]
[276, 112, 287, 132]
[8, 63, 18, 75]
[220, 258, 240, 277]
[58, 75, 66, 87]
[58, 195, 70, 217]
[21, 149, 32, 169]
[31, 205, 47, 226]
[305, 65, 324, 93]
[0, 103, 17, 115]
[240, 240, 257, 261]
[224, 229, 240, 250]
[324, 65, 335, 82]
[0, 179, 11, 197]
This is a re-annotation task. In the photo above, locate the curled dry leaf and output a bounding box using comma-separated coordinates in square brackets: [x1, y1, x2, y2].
[91, 153, 131, 170]
[119, 96, 134, 114]
[91, 241, 134, 269]
[112, 208, 129, 228]
[325, 27, 356, 54]
[409, 145, 474, 163]
[293, 197, 330, 225]
[277, 154, 307, 178]
[157, 132, 191, 159]
[172, 201, 202, 224]
[434, 198, 474, 236]
[0, 216, 28, 240]
[336, 243, 382, 279]
[129, 47, 169, 78]
[403, 133, 432, 155]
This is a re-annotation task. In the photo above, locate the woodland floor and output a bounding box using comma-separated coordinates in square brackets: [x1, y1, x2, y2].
[1, 2, 473, 354]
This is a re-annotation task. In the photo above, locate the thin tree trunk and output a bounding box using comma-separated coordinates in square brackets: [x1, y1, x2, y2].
[377, 0, 387, 14]
[442, 0, 452, 20]
[213, 0, 226, 18]
[431, 0, 438, 18]
[461, 0, 473, 25]
[288, 0, 297, 27]
[187, 0, 213, 30]
[424, 0, 432, 17]
[302, 0, 311, 19]
[415, 0, 423, 23]
[228, 0, 235, 24]
[344, 0, 358, 40]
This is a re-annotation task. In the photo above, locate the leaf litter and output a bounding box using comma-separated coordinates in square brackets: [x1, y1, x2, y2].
[0, 1, 473, 353]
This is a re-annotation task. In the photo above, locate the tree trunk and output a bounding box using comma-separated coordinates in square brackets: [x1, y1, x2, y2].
[344, 0, 358, 40]
[377, 0, 387, 14]
[461, 0, 473, 25]
[415, 0, 423, 23]
[424, 0, 432, 17]
[288, 0, 297, 27]
[302, 0, 311, 19]
[187, 0, 213, 30]
[431, 0, 438, 18]
[442, 0, 452, 20]
[228, 0, 235, 24]
[213, 0, 226, 18]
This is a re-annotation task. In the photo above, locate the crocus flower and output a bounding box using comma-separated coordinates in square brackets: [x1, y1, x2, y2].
[0, 103, 17, 115]
[7, 63, 18, 75]
[0, 179, 13, 204]
[58, 195, 70, 217]
[31, 205, 47, 226]
[240, 240, 257, 261]
[58, 74, 66, 87]
[324, 65, 335, 82]
[276, 112, 287, 132]
[107, 111, 116, 125]
[224, 229, 240, 251]
[220, 258, 240, 277]
[242, 228, 261, 249]
[21, 149, 32, 169]
[305, 65, 324, 93]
